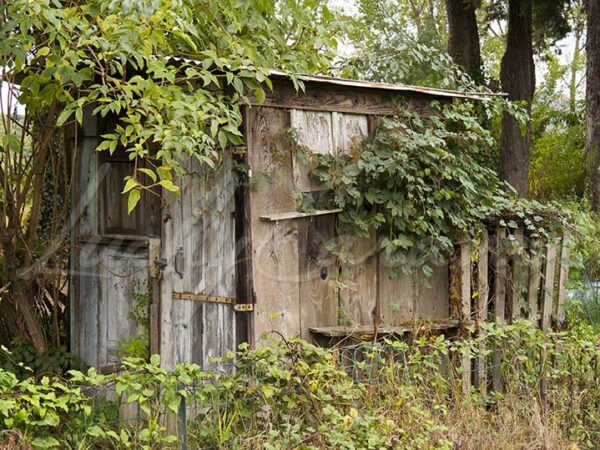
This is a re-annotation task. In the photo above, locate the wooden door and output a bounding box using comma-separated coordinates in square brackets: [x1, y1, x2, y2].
[159, 156, 237, 370]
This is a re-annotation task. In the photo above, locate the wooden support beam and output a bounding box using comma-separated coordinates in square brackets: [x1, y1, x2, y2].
[556, 232, 571, 328]
[459, 237, 472, 395]
[541, 238, 560, 331]
[527, 238, 542, 324]
[148, 238, 161, 357]
[493, 227, 507, 392]
[477, 229, 489, 394]
[510, 228, 525, 322]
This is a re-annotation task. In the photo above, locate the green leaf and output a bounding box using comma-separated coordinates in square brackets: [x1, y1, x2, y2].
[233, 76, 244, 95]
[56, 109, 73, 127]
[36, 47, 50, 57]
[137, 168, 157, 183]
[31, 437, 60, 448]
[159, 179, 179, 193]
[255, 87, 265, 103]
[127, 189, 141, 214]
[218, 130, 227, 149]
[75, 107, 83, 125]
[122, 178, 138, 194]
[150, 354, 160, 366]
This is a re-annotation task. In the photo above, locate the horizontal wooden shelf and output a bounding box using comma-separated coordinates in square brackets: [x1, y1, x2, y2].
[260, 208, 342, 222]
[310, 319, 475, 338]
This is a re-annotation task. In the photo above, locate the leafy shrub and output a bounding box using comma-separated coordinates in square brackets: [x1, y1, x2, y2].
[0, 322, 599, 449]
[0, 339, 79, 379]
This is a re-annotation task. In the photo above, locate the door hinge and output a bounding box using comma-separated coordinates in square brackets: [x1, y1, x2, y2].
[234, 304, 254, 312]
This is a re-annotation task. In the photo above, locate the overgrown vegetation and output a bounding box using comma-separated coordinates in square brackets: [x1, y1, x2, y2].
[305, 100, 566, 276]
[0, 0, 346, 350]
[0, 320, 598, 449]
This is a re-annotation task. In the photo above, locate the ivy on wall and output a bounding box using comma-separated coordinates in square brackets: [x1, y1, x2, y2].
[306, 100, 567, 276]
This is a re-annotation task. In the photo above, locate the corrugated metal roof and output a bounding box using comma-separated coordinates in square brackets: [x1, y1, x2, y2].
[167, 56, 503, 100]
[268, 70, 503, 100]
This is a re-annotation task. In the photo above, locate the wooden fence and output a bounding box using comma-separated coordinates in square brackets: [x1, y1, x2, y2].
[454, 225, 571, 394]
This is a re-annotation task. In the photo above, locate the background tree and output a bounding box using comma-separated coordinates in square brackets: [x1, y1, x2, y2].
[586, 0, 600, 209]
[498, 0, 535, 197]
[446, 0, 483, 81]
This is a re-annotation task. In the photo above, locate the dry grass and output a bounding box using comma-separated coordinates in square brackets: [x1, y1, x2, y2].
[445, 397, 573, 450]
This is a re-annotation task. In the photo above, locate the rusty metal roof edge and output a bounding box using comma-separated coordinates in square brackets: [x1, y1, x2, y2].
[166, 56, 505, 100]
[268, 70, 505, 100]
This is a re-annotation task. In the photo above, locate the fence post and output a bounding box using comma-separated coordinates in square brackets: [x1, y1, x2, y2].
[540, 236, 559, 414]
[527, 238, 542, 325]
[556, 232, 571, 328]
[510, 228, 525, 322]
[178, 386, 187, 450]
[459, 235, 472, 396]
[493, 227, 507, 392]
[477, 229, 489, 395]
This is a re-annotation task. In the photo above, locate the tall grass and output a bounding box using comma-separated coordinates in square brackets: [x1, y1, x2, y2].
[0, 320, 599, 449]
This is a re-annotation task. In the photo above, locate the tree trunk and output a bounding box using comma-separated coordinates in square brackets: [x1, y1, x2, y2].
[569, 29, 582, 115]
[446, 0, 483, 81]
[499, 0, 535, 197]
[586, 0, 600, 210]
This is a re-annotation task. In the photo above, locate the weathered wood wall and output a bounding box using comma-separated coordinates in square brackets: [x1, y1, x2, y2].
[245, 98, 450, 343]
[73, 80, 515, 370]
[73, 109, 237, 371]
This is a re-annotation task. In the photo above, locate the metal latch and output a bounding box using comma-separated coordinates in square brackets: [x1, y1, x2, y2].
[174, 247, 184, 279]
[234, 304, 254, 312]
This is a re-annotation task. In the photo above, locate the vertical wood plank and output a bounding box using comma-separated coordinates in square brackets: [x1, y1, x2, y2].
[510, 228, 525, 322]
[160, 162, 188, 367]
[541, 237, 559, 331]
[556, 232, 571, 327]
[415, 265, 450, 319]
[378, 262, 413, 326]
[298, 215, 338, 340]
[477, 230, 490, 323]
[477, 229, 489, 393]
[339, 236, 379, 325]
[290, 110, 333, 192]
[331, 112, 373, 327]
[494, 228, 508, 323]
[148, 238, 161, 357]
[247, 107, 301, 340]
[493, 227, 507, 392]
[201, 155, 236, 371]
[77, 246, 100, 367]
[459, 237, 472, 394]
[332, 113, 368, 155]
[459, 238, 472, 322]
[527, 238, 542, 324]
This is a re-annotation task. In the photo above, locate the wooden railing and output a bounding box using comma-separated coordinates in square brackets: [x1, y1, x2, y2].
[451, 226, 571, 393]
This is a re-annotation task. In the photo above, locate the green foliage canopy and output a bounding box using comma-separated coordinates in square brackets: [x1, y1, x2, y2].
[2, 0, 346, 209]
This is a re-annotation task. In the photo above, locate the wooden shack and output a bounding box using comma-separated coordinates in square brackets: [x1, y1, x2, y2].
[69, 73, 498, 371]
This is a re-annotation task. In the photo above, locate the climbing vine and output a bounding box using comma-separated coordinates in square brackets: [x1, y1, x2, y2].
[307, 100, 567, 275]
